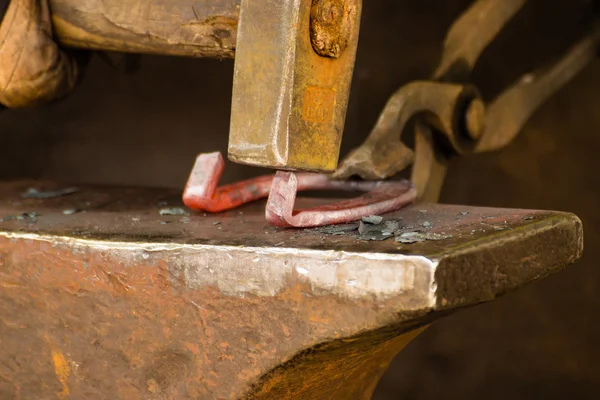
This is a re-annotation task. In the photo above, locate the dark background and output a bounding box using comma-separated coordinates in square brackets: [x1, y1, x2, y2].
[0, 0, 598, 398]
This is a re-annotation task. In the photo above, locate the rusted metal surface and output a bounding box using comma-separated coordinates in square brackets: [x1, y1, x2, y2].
[310, 0, 354, 58]
[333, 0, 518, 198]
[265, 171, 415, 227]
[49, 0, 240, 58]
[333, 82, 483, 181]
[183, 152, 416, 225]
[334, 0, 525, 184]
[334, 0, 600, 203]
[0, 181, 583, 399]
[228, 0, 362, 172]
[432, 0, 527, 81]
[475, 24, 600, 152]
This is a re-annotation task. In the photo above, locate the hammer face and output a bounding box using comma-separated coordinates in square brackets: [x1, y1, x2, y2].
[228, 0, 362, 173]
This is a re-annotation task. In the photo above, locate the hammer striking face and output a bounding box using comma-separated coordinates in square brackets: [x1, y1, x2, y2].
[228, 0, 362, 173]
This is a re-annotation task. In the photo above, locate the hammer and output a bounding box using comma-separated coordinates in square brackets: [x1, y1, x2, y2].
[40, 0, 363, 173]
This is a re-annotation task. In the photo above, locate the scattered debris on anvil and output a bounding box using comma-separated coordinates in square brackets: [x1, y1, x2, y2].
[1, 212, 40, 223]
[310, 215, 454, 243]
[314, 224, 359, 236]
[159, 207, 189, 216]
[358, 219, 401, 241]
[361, 215, 383, 224]
[396, 231, 453, 244]
[62, 208, 81, 215]
[21, 187, 79, 199]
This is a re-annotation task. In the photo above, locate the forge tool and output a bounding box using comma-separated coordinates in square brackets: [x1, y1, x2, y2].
[334, 0, 600, 202]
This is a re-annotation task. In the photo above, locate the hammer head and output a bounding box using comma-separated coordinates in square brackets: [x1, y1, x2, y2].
[228, 0, 362, 173]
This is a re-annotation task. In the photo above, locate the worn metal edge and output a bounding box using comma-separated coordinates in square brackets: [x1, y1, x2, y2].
[0, 231, 438, 305]
[433, 212, 584, 311]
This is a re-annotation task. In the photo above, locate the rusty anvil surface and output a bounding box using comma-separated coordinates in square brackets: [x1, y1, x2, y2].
[0, 181, 583, 399]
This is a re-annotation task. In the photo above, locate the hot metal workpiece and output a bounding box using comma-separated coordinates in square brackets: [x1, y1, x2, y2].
[0, 182, 583, 399]
[265, 171, 415, 227]
[183, 152, 416, 227]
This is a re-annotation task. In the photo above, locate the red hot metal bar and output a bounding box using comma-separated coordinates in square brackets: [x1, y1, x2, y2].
[183, 152, 416, 226]
[183, 152, 274, 213]
[265, 171, 416, 228]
